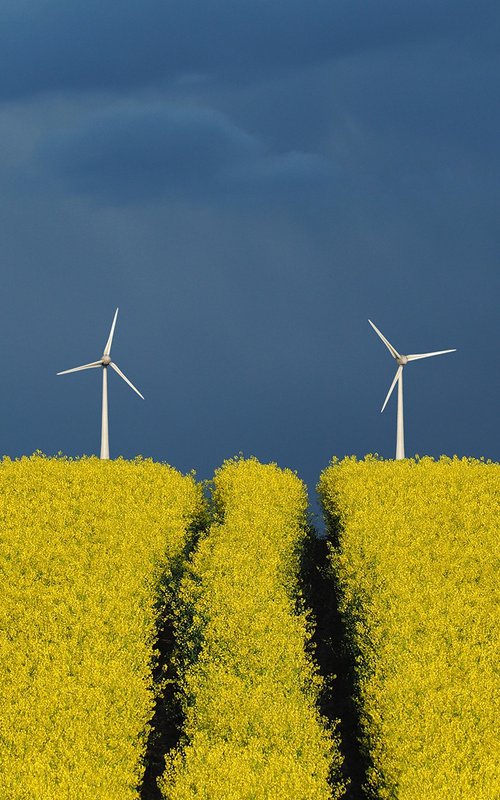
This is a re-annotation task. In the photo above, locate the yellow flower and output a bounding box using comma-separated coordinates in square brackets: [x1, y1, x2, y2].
[319, 455, 500, 800]
[0, 454, 203, 799]
[161, 457, 344, 800]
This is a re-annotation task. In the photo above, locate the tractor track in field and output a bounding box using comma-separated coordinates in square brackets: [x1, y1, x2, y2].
[302, 525, 373, 800]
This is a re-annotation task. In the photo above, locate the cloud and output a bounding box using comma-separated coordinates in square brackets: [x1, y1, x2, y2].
[37, 105, 335, 204]
[229, 151, 336, 196]
[1, 0, 494, 100]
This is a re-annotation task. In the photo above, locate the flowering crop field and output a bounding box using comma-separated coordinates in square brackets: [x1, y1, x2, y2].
[160, 457, 344, 800]
[319, 456, 500, 800]
[0, 455, 203, 800]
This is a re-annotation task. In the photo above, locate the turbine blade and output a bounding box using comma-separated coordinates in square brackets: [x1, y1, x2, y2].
[57, 361, 102, 375]
[381, 365, 403, 413]
[110, 362, 144, 399]
[368, 319, 400, 359]
[407, 349, 456, 362]
[103, 308, 119, 357]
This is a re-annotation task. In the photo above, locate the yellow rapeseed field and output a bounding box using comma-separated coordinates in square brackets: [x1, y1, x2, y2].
[0, 454, 203, 800]
[319, 455, 499, 800]
[160, 457, 344, 800]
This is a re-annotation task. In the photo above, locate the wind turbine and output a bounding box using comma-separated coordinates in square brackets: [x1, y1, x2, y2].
[368, 319, 455, 460]
[57, 308, 144, 459]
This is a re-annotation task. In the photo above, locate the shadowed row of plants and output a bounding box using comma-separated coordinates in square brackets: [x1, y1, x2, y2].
[140, 505, 211, 800]
[300, 524, 373, 800]
[141, 459, 379, 800]
[155, 457, 345, 799]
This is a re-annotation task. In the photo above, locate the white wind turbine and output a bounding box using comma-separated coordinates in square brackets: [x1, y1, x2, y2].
[369, 319, 455, 460]
[57, 308, 144, 459]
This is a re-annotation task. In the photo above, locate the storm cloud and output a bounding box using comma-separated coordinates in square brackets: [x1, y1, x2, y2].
[37, 105, 336, 203]
[1, 0, 495, 99]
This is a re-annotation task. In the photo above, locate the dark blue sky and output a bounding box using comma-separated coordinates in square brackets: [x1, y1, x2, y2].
[1, 1, 498, 506]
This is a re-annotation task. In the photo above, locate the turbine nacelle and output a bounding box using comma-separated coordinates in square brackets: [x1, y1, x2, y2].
[101, 355, 112, 366]
[396, 355, 409, 366]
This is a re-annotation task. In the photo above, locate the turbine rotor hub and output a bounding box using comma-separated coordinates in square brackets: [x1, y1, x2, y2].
[101, 355, 112, 366]
[396, 355, 409, 366]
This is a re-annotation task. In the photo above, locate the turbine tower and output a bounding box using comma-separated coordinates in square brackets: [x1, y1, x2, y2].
[57, 308, 144, 459]
[368, 319, 455, 460]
